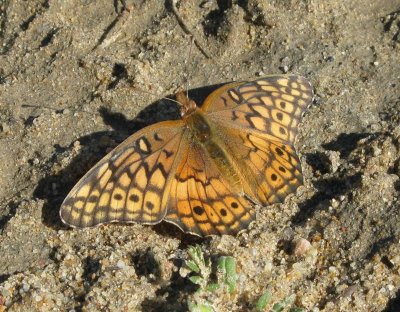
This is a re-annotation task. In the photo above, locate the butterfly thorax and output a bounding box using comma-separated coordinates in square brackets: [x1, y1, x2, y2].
[185, 111, 212, 142]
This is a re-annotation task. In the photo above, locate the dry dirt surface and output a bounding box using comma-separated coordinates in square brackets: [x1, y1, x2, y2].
[1, 0, 400, 311]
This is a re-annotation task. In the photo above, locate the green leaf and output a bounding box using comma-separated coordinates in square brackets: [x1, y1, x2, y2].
[206, 283, 220, 292]
[205, 257, 211, 268]
[186, 260, 200, 273]
[217, 256, 226, 272]
[189, 275, 202, 285]
[272, 294, 296, 311]
[188, 302, 214, 312]
[187, 246, 199, 261]
[188, 245, 205, 266]
[289, 308, 304, 312]
[256, 290, 272, 311]
[271, 302, 285, 312]
[217, 256, 237, 293]
[224, 257, 237, 293]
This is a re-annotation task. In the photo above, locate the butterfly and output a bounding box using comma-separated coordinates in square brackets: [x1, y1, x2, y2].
[60, 75, 313, 236]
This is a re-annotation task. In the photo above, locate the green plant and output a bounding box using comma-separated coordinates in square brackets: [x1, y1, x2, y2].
[184, 245, 303, 312]
[185, 245, 238, 293]
[185, 245, 238, 311]
[256, 290, 273, 311]
[216, 256, 237, 294]
[188, 302, 214, 312]
[255, 291, 304, 312]
[185, 245, 213, 291]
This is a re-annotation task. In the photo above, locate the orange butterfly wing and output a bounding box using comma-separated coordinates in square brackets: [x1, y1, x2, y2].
[164, 141, 254, 236]
[60, 121, 187, 227]
[201, 75, 313, 206]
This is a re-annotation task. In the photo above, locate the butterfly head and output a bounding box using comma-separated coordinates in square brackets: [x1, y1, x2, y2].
[176, 91, 198, 118]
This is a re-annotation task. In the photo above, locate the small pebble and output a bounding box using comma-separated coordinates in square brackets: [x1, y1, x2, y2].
[264, 261, 273, 273]
[342, 285, 357, 298]
[280, 65, 289, 73]
[33, 294, 42, 302]
[22, 283, 30, 292]
[0, 122, 10, 133]
[116, 260, 127, 269]
[331, 198, 339, 209]
[293, 238, 312, 256]
[283, 226, 295, 240]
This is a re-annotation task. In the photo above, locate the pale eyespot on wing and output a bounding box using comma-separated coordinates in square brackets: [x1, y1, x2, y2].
[60, 75, 313, 237]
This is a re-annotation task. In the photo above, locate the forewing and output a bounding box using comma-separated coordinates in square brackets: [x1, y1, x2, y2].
[202, 75, 313, 144]
[60, 121, 186, 228]
[164, 142, 255, 236]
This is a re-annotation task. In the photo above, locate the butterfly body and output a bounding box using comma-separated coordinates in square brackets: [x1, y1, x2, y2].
[60, 75, 313, 236]
[183, 106, 243, 195]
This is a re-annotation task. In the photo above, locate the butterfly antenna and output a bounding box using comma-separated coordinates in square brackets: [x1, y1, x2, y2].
[171, 0, 211, 59]
[130, 84, 183, 106]
[184, 36, 195, 98]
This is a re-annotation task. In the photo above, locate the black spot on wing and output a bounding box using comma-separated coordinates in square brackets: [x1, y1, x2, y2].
[153, 132, 163, 141]
[88, 195, 98, 203]
[146, 201, 154, 210]
[276, 147, 284, 156]
[193, 206, 204, 216]
[114, 193, 123, 200]
[129, 194, 140, 202]
[163, 149, 174, 158]
[232, 111, 239, 121]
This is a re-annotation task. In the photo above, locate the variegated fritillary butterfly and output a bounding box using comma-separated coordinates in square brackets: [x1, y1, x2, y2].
[60, 75, 313, 236]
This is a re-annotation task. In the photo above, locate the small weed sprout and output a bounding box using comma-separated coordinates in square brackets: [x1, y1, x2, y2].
[185, 245, 214, 291]
[256, 290, 304, 312]
[185, 245, 238, 294]
[256, 290, 273, 311]
[187, 302, 214, 312]
[184, 245, 303, 312]
[216, 256, 237, 294]
[184, 245, 238, 311]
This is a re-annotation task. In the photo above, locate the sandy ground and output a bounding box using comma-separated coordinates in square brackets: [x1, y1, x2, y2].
[0, 0, 400, 311]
